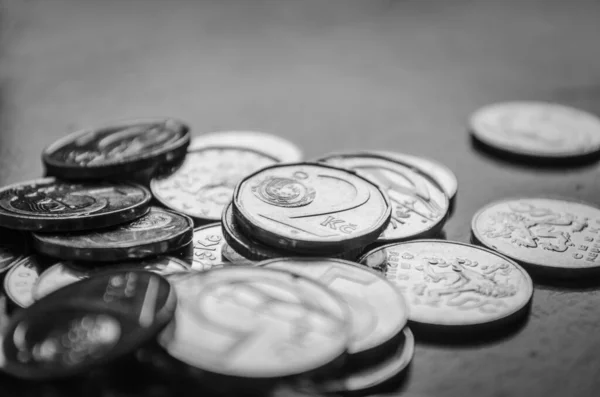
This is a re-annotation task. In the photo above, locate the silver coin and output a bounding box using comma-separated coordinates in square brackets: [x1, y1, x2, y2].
[258, 258, 407, 361]
[189, 223, 241, 270]
[221, 243, 256, 265]
[4, 255, 53, 308]
[151, 147, 278, 221]
[0, 228, 29, 274]
[233, 163, 391, 254]
[470, 101, 600, 159]
[359, 240, 533, 328]
[472, 197, 600, 277]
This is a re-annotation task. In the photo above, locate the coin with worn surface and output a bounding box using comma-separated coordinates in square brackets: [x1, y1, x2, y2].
[472, 197, 600, 277]
[0, 178, 151, 232]
[4, 255, 53, 308]
[159, 266, 351, 379]
[318, 153, 449, 242]
[258, 258, 406, 362]
[359, 240, 533, 328]
[470, 101, 600, 159]
[189, 130, 303, 162]
[189, 223, 228, 270]
[151, 147, 278, 221]
[0, 228, 29, 274]
[233, 163, 391, 254]
[32, 207, 193, 262]
[42, 118, 190, 179]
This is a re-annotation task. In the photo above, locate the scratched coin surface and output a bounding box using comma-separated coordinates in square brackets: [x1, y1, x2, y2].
[4, 255, 54, 308]
[0, 228, 29, 274]
[159, 267, 351, 378]
[233, 163, 391, 254]
[0, 178, 151, 232]
[359, 240, 533, 327]
[42, 118, 190, 179]
[318, 153, 449, 242]
[32, 207, 193, 262]
[470, 101, 600, 159]
[151, 147, 278, 221]
[472, 198, 600, 276]
[258, 258, 406, 361]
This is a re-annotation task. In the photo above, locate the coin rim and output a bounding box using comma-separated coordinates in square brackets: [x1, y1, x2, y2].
[3, 255, 44, 308]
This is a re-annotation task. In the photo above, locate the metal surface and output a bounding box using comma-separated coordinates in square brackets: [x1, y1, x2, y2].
[0, 228, 29, 274]
[188, 223, 229, 270]
[3, 255, 48, 308]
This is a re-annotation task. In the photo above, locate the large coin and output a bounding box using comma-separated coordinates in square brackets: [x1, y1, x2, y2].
[0, 178, 151, 232]
[359, 240, 533, 328]
[4, 255, 53, 308]
[469, 101, 600, 159]
[258, 258, 407, 363]
[233, 163, 391, 254]
[472, 197, 600, 277]
[159, 267, 351, 379]
[31, 207, 193, 262]
[151, 147, 277, 221]
[42, 118, 190, 179]
[0, 228, 29, 275]
[318, 153, 449, 242]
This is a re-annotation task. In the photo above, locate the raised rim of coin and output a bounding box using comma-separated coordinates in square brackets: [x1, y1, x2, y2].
[3, 255, 50, 308]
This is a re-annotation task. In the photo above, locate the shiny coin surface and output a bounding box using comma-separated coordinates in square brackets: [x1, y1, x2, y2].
[151, 147, 278, 221]
[221, 243, 256, 265]
[159, 267, 351, 379]
[470, 101, 600, 159]
[318, 153, 449, 242]
[32, 207, 193, 262]
[233, 163, 391, 254]
[359, 240, 533, 328]
[189, 130, 303, 162]
[0, 178, 150, 232]
[258, 258, 407, 362]
[4, 255, 52, 308]
[189, 223, 228, 270]
[42, 118, 190, 179]
[0, 228, 29, 274]
[472, 197, 600, 277]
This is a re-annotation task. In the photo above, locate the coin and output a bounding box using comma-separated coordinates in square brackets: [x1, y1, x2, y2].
[4, 255, 53, 308]
[258, 258, 407, 363]
[469, 101, 600, 159]
[0, 178, 151, 232]
[151, 147, 278, 221]
[42, 118, 190, 179]
[0, 228, 29, 275]
[32, 207, 193, 262]
[189, 130, 303, 162]
[359, 240, 533, 328]
[189, 223, 228, 270]
[318, 152, 449, 242]
[159, 266, 351, 379]
[472, 197, 600, 277]
[233, 163, 391, 254]
[221, 243, 256, 265]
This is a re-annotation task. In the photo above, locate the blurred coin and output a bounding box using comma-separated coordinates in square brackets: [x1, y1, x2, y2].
[472, 197, 600, 277]
[221, 243, 256, 265]
[318, 152, 449, 242]
[0, 178, 151, 232]
[233, 163, 391, 254]
[189, 223, 228, 270]
[151, 147, 277, 221]
[42, 118, 190, 179]
[359, 240, 532, 328]
[0, 228, 29, 275]
[32, 207, 193, 262]
[4, 255, 53, 308]
[189, 130, 303, 162]
[258, 258, 407, 363]
[469, 101, 600, 159]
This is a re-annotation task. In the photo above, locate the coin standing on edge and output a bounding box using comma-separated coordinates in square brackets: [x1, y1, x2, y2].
[4, 255, 53, 308]
[0, 228, 29, 275]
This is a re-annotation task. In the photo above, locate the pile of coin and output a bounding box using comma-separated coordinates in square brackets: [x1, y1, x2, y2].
[0, 99, 599, 396]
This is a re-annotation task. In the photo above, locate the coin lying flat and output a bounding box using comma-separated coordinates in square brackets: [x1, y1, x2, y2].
[233, 163, 391, 254]
[32, 207, 193, 262]
[42, 118, 190, 179]
[221, 243, 256, 265]
[188, 223, 228, 270]
[4, 255, 53, 308]
[472, 197, 600, 277]
[0, 228, 29, 275]
[359, 240, 533, 328]
[258, 258, 407, 363]
[151, 147, 278, 221]
[470, 101, 600, 159]
[0, 178, 151, 232]
[159, 267, 351, 379]
[318, 153, 449, 242]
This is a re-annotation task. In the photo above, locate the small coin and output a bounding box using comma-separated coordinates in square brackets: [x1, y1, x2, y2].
[159, 267, 351, 379]
[0, 178, 151, 232]
[0, 228, 29, 274]
[469, 101, 600, 159]
[233, 163, 391, 254]
[151, 147, 278, 221]
[189, 223, 229, 270]
[42, 118, 190, 179]
[32, 207, 193, 262]
[359, 240, 533, 328]
[189, 130, 303, 162]
[318, 152, 449, 242]
[258, 258, 407, 362]
[4, 255, 53, 308]
[472, 197, 600, 277]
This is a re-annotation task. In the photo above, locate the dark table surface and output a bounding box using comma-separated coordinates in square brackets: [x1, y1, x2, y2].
[2, 1, 600, 396]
